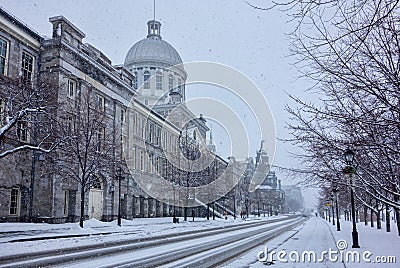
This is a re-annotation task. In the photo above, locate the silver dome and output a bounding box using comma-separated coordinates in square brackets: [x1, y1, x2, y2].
[124, 37, 183, 68]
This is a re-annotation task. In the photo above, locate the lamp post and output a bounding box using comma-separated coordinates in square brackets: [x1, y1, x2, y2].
[344, 148, 360, 248]
[233, 193, 236, 220]
[116, 167, 124, 227]
[333, 180, 341, 231]
[109, 184, 115, 221]
[172, 182, 178, 223]
[330, 193, 335, 226]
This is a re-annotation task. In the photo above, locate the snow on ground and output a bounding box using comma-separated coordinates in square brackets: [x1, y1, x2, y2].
[0, 215, 284, 257]
[225, 214, 400, 268]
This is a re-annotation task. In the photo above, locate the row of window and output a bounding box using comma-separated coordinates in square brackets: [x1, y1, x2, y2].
[67, 79, 107, 114]
[0, 37, 34, 81]
[138, 71, 183, 91]
[132, 113, 178, 151]
[9, 187, 69, 217]
[130, 148, 171, 175]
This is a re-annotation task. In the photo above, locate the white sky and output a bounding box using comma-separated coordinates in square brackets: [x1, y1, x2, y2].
[2, 0, 316, 207]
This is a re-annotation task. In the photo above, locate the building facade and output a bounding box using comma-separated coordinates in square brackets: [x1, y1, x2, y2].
[0, 8, 236, 223]
[0, 8, 280, 223]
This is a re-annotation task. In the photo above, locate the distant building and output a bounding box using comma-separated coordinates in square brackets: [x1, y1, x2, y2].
[282, 185, 304, 213]
[254, 171, 285, 216]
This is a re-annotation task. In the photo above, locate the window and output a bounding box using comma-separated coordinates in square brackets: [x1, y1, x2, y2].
[16, 121, 28, 142]
[63, 190, 69, 216]
[96, 127, 105, 152]
[162, 131, 167, 149]
[133, 113, 138, 135]
[144, 71, 150, 89]
[148, 153, 153, 173]
[120, 108, 126, 124]
[155, 156, 160, 173]
[168, 74, 174, 90]
[91, 175, 102, 189]
[132, 147, 137, 170]
[67, 114, 75, 133]
[21, 51, 34, 82]
[156, 72, 162, 90]
[168, 135, 172, 151]
[0, 38, 8, 75]
[140, 150, 144, 171]
[0, 98, 5, 122]
[148, 122, 154, 143]
[121, 135, 127, 158]
[67, 79, 76, 98]
[9, 188, 20, 216]
[140, 118, 145, 139]
[156, 127, 161, 146]
[133, 72, 138, 90]
[95, 94, 105, 111]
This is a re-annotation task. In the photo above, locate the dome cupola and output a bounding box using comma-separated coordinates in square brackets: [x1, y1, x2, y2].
[124, 20, 184, 70]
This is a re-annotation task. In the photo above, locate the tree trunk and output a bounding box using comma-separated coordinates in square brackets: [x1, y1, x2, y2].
[394, 193, 400, 236]
[364, 205, 368, 225]
[386, 204, 390, 232]
[377, 209, 382, 229]
[356, 209, 359, 223]
[370, 208, 374, 228]
[395, 207, 400, 236]
[79, 182, 85, 228]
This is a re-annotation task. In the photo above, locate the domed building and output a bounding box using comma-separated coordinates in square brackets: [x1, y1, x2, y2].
[124, 20, 208, 139]
[124, 20, 186, 110]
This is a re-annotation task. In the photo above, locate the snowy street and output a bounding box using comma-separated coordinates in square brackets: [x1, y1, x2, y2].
[0, 215, 304, 267]
[0, 214, 399, 267]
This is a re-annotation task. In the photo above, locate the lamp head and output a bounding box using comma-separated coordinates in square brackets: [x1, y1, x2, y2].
[344, 148, 355, 165]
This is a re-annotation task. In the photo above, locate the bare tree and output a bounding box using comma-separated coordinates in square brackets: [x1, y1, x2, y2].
[246, 0, 400, 234]
[0, 75, 58, 158]
[56, 90, 114, 228]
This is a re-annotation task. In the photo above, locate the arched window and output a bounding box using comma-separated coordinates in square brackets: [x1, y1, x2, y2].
[90, 175, 102, 189]
[168, 74, 174, 90]
[156, 71, 163, 90]
[193, 130, 197, 140]
[133, 72, 138, 90]
[144, 71, 150, 89]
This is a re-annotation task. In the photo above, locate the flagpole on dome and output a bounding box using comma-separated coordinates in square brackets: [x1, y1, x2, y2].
[153, 0, 156, 22]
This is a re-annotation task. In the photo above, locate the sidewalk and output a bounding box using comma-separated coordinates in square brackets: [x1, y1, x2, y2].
[227, 215, 400, 267]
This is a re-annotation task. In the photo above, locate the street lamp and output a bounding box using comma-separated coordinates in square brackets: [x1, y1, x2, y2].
[343, 148, 359, 248]
[172, 182, 178, 223]
[116, 167, 124, 227]
[109, 184, 115, 221]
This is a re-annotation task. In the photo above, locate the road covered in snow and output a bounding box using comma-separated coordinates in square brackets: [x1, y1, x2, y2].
[2, 214, 397, 267]
[0, 215, 305, 267]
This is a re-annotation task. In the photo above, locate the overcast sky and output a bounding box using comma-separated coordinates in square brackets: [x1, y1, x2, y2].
[3, 0, 317, 207]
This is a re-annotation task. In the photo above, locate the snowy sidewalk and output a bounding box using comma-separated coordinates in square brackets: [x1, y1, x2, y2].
[227, 215, 399, 267]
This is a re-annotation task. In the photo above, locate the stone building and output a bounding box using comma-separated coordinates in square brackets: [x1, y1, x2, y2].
[0, 8, 232, 223]
[0, 8, 43, 222]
